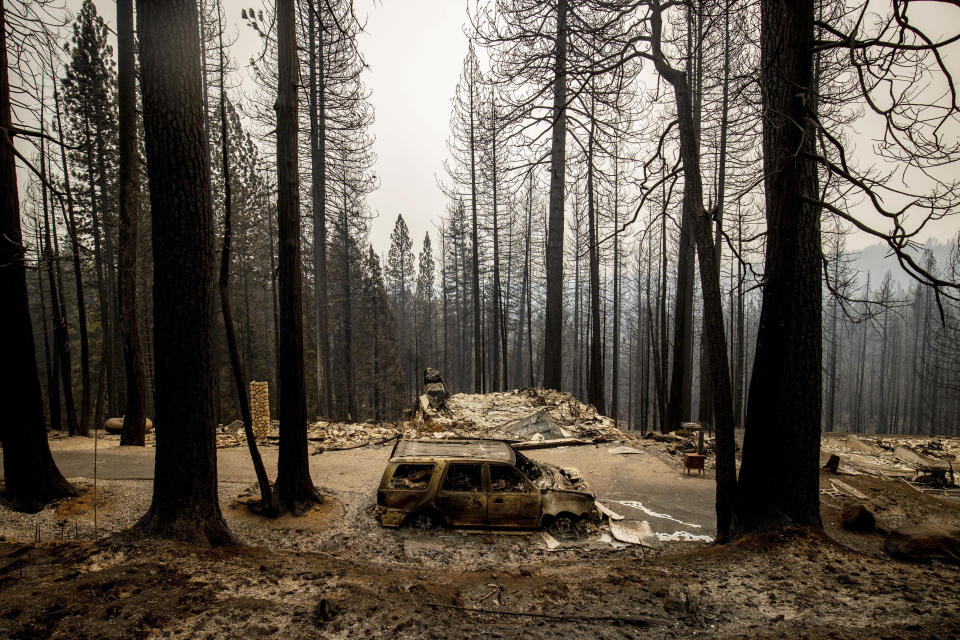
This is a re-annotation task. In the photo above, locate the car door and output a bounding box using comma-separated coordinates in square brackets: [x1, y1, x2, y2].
[434, 462, 487, 526]
[486, 463, 540, 528]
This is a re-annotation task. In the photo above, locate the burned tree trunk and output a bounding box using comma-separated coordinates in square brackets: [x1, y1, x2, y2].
[469, 73, 482, 394]
[52, 79, 91, 437]
[309, 6, 332, 418]
[95, 128, 121, 417]
[273, 0, 321, 514]
[134, 0, 231, 545]
[586, 102, 604, 415]
[341, 186, 357, 421]
[216, 6, 276, 516]
[82, 115, 111, 426]
[649, 0, 736, 541]
[117, 0, 147, 446]
[0, 0, 77, 511]
[733, 0, 822, 535]
[543, 0, 567, 391]
[666, 213, 694, 433]
[40, 114, 78, 435]
[490, 93, 506, 392]
[36, 236, 60, 431]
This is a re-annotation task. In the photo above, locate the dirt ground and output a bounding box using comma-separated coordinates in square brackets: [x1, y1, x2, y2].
[1, 433, 959, 639]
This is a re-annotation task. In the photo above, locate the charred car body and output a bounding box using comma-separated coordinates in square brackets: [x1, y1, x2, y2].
[376, 439, 598, 532]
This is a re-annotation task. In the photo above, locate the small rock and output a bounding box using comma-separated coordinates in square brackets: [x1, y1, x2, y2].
[841, 504, 876, 532]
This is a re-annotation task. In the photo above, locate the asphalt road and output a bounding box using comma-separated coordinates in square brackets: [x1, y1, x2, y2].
[3, 439, 718, 537]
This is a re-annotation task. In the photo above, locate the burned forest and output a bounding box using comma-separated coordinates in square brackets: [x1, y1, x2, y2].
[2, 0, 960, 638]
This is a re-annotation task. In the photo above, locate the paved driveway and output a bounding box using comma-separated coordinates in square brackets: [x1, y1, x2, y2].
[2, 439, 717, 538]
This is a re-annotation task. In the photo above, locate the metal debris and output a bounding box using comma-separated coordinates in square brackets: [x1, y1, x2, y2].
[595, 501, 625, 521]
[609, 520, 660, 548]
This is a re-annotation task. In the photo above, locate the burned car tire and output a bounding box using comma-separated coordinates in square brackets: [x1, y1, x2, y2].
[407, 510, 442, 533]
[546, 514, 581, 540]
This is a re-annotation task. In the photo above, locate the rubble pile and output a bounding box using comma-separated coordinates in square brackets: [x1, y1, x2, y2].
[217, 372, 635, 450]
[296, 387, 635, 450]
[641, 425, 716, 458]
[821, 435, 959, 502]
[305, 421, 402, 450]
[424, 387, 632, 443]
[216, 417, 281, 448]
[879, 437, 960, 462]
[821, 434, 959, 478]
[216, 420, 248, 447]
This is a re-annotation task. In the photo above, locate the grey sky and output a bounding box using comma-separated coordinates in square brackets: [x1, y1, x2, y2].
[53, 0, 470, 257]
[354, 0, 469, 253]
[27, 1, 960, 259]
[220, 0, 472, 255]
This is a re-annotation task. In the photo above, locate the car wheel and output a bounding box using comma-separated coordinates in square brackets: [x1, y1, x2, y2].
[547, 514, 577, 539]
[409, 511, 440, 533]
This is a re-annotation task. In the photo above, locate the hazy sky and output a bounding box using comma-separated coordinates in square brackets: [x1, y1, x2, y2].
[56, 0, 471, 255]
[36, 1, 960, 259]
[220, 0, 471, 254]
[227, 0, 960, 255]
[353, 0, 469, 253]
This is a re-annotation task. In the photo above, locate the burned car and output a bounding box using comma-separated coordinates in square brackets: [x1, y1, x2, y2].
[376, 439, 598, 534]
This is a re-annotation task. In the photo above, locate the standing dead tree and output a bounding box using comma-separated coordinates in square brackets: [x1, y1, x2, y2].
[214, 1, 277, 515]
[639, 0, 737, 540]
[474, 0, 573, 391]
[442, 43, 484, 393]
[732, 0, 960, 535]
[134, 0, 232, 544]
[116, 0, 147, 446]
[273, 0, 322, 514]
[0, 0, 77, 511]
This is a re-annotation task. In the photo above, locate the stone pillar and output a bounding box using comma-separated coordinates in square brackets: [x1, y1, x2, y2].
[250, 381, 271, 439]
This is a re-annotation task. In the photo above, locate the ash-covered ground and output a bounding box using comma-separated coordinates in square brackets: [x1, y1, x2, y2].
[2, 392, 960, 638]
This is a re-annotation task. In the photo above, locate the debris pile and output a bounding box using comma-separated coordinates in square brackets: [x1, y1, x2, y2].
[642, 425, 715, 458]
[296, 386, 635, 450]
[426, 387, 633, 443]
[822, 434, 958, 481]
[221, 372, 636, 450]
[216, 420, 247, 447]
[305, 421, 402, 450]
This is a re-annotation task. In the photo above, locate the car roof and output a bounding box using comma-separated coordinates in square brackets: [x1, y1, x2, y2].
[390, 439, 516, 463]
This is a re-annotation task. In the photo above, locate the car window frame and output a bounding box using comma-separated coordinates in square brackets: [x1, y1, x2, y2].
[386, 462, 436, 491]
[438, 461, 485, 494]
[486, 462, 536, 495]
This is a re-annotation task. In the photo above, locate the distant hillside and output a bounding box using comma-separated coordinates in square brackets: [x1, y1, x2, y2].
[851, 237, 956, 293]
